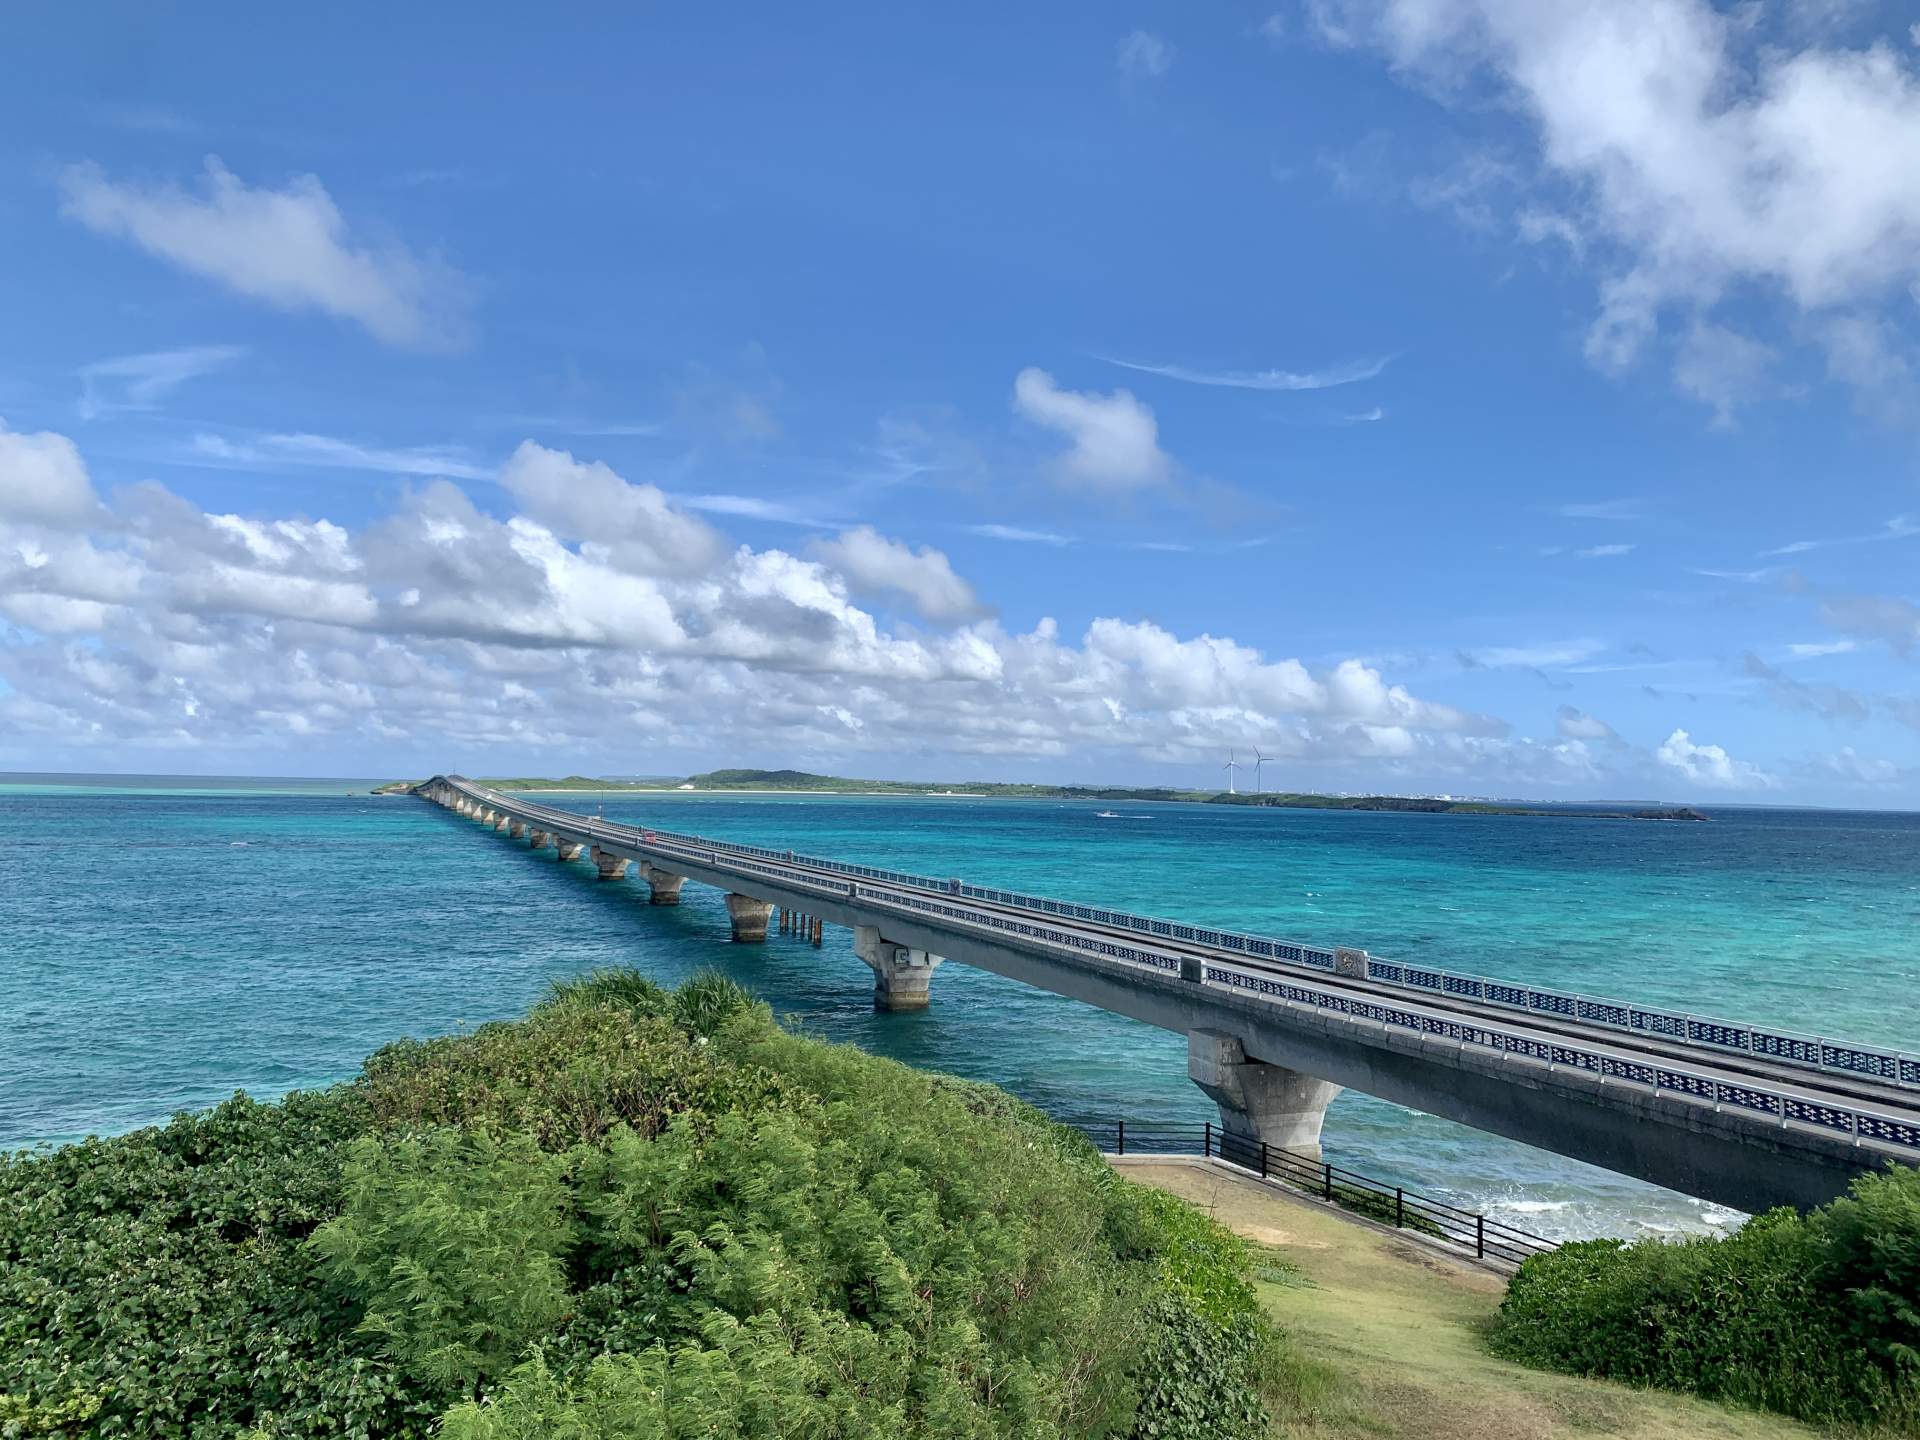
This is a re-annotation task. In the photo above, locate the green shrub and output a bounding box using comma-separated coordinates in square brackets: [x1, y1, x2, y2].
[1, 968, 1280, 1439]
[358, 1000, 800, 1149]
[1491, 1165, 1920, 1428]
[309, 1129, 576, 1398]
[668, 969, 757, 1037]
[0, 1089, 439, 1439]
[539, 967, 672, 1018]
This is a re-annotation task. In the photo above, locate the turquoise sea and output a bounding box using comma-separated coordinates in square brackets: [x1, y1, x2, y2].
[5, 772, 1918, 1240]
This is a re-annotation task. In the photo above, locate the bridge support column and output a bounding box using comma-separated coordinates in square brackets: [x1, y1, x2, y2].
[1188, 1029, 1341, 1163]
[493, 814, 511, 833]
[726, 894, 774, 941]
[591, 846, 629, 880]
[639, 861, 686, 905]
[508, 820, 526, 839]
[555, 838, 584, 861]
[528, 830, 550, 849]
[853, 925, 942, 1010]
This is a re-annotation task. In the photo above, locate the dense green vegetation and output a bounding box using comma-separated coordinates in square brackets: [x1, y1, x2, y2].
[0, 971, 1280, 1438]
[1491, 1164, 1920, 1429]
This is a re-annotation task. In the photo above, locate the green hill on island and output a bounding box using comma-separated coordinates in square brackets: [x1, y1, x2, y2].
[380, 771, 1708, 821]
[0, 973, 1279, 1439]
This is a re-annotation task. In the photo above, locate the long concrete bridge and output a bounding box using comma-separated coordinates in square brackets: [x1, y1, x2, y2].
[418, 775, 1920, 1214]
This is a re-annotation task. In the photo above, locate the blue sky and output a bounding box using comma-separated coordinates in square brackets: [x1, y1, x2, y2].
[2, 2, 1918, 802]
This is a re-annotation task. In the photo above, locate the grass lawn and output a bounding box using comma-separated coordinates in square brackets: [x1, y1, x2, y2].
[1115, 1159, 1826, 1440]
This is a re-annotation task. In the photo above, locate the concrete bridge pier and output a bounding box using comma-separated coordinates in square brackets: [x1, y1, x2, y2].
[528, 829, 551, 849]
[508, 820, 526, 839]
[1188, 1029, 1342, 1163]
[493, 814, 511, 833]
[726, 893, 774, 941]
[638, 861, 686, 905]
[591, 846, 629, 880]
[853, 924, 942, 1010]
[555, 838, 584, 861]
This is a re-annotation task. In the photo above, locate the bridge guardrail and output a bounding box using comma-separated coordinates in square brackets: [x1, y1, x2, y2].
[1092, 1119, 1558, 1264]
[437, 780, 1920, 1139]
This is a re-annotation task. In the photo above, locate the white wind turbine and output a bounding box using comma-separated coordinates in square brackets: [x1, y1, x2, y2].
[1222, 748, 1240, 795]
[1252, 747, 1271, 794]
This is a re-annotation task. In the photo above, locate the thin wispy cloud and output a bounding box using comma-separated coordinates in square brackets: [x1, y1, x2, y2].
[1576, 543, 1635, 558]
[1567, 657, 1712, 675]
[1759, 515, 1918, 558]
[680, 493, 840, 527]
[1116, 30, 1175, 79]
[1785, 640, 1857, 659]
[1459, 639, 1606, 669]
[486, 413, 663, 438]
[1127, 535, 1279, 554]
[1556, 499, 1645, 520]
[1271, 405, 1388, 428]
[964, 523, 1075, 546]
[190, 430, 493, 480]
[1692, 566, 1777, 583]
[77, 344, 244, 419]
[1096, 353, 1393, 392]
[94, 104, 199, 135]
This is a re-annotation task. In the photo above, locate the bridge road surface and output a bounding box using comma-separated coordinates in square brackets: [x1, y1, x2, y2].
[421, 775, 1920, 1215]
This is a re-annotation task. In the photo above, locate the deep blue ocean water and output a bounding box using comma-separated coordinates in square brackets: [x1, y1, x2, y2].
[5, 774, 1917, 1240]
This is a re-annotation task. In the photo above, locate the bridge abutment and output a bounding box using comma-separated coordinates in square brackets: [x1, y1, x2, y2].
[726, 893, 774, 940]
[854, 924, 943, 1010]
[591, 846, 629, 880]
[1188, 1028, 1341, 1162]
[639, 861, 686, 905]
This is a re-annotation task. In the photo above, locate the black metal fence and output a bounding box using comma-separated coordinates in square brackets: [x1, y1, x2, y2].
[1083, 1120, 1558, 1266]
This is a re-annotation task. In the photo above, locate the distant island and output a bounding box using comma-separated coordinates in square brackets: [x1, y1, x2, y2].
[376, 769, 1709, 821]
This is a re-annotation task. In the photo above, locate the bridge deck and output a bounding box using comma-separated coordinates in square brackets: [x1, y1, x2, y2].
[424, 776, 1920, 1208]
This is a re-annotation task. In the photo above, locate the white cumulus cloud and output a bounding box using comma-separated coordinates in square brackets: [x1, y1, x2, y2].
[1656, 727, 1776, 789]
[1012, 367, 1171, 491]
[1555, 705, 1617, 741]
[1314, 0, 1920, 410]
[0, 426, 1531, 783]
[810, 526, 987, 624]
[0, 421, 101, 527]
[60, 157, 467, 348]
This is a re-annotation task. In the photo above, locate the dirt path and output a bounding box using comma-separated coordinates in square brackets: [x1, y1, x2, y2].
[1117, 1159, 1824, 1440]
